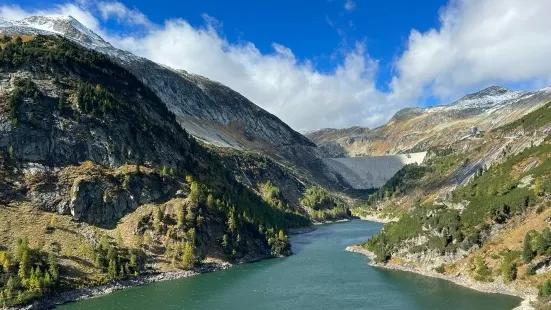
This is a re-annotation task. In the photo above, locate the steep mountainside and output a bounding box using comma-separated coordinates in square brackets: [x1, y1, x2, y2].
[0, 16, 344, 194]
[0, 35, 306, 307]
[307, 86, 551, 156]
[353, 98, 551, 307]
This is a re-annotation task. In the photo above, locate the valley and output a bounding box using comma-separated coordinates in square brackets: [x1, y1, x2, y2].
[0, 10, 551, 310]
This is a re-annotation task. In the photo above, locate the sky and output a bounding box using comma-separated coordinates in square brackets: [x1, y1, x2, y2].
[1, 0, 551, 131]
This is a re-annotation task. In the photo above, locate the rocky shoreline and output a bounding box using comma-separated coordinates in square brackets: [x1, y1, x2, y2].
[357, 214, 398, 224]
[313, 218, 351, 225]
[12, 262, 232, 310]
[345, 245, 537, 310]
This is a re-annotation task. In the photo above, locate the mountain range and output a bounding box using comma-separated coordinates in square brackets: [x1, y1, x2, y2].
[308, 85, 551, 157]
[2, 14, 551, 309]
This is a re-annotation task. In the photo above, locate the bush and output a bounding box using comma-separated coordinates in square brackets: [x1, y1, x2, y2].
[474, 256, 493, 282]
[540, 280, 551, 297]
[434, 264, 446, 273]
[501, 258, 517, 283]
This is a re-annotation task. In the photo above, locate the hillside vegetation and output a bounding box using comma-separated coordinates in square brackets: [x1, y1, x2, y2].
[360, 99, 551, 307]
[0, 35, 309, 307]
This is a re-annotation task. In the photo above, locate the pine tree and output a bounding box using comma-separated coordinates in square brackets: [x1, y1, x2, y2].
[278, 229, 287, 241]
[116, 230, 124, 247]
[108, 258, 117, 279]
[181, 242, 195, 269]
[43, 271, 52, 291]
[18, 250, 30, 279]
[130, 253, 137, 269]
[540, 280, 551, 297]
[48, 253, 59, 282]
[176, 203, 185, 229]
[523, 232, 535, 263]
[535, 232, 547, 256]
[49, 215, 57, 229]
[535, 178, 543, 196]
[3, 257, 10, 272]
[542, 228, 551, 253]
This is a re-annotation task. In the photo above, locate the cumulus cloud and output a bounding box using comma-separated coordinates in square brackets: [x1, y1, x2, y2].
[390, 0, 551, 102]
[1, 0, 551, 131]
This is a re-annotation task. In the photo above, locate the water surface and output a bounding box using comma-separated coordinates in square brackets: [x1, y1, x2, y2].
[59, 220, 521, 309]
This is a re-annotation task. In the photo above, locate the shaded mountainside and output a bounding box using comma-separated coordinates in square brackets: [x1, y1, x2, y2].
[0, 16, 348, 195]
[0, 35, 306, 307]
[307, 86, 551, 157]
[354, 97, 551, 307]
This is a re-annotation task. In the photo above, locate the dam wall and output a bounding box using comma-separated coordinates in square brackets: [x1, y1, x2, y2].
[324, 152, 427, 189]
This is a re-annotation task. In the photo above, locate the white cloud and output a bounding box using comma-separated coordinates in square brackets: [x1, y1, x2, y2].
[97, 1, 151, 27]
[110, 17, 396, 131]
[1, 0, 551, 131]
[344, 0, 356, 12]
[390, 0, 551, 102]
[0, 5, 30, 20]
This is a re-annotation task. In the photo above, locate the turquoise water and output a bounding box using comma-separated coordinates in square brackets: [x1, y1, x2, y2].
[59, 220, 521, 309]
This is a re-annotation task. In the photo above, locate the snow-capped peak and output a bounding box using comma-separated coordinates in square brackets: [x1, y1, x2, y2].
[424, 86, 530, 115]
[0, 15, 111, 49]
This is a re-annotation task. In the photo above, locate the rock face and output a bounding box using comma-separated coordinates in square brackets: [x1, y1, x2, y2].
[307, 86, 551, 156]
[0, 36, 211, 224]
[323, 152, 427, 189]
[26, 167, 173, 225]
[0, 15, 348, 191]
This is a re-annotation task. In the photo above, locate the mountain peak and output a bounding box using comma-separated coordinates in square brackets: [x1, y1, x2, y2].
[0, 15, 111, 49]
[460, 85, 509, 101]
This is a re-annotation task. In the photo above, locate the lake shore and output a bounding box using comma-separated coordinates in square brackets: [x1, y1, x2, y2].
[345, 245, 536, 310]
[356, 214, 398, 223]
[313, 218, 351, 225]
[14, 262, 232, 310]
[288, 226, 317, 235]
[16, 226, 321, 310]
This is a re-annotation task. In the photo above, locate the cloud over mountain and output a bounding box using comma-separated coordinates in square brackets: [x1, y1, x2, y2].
[2, 0, 551, 131]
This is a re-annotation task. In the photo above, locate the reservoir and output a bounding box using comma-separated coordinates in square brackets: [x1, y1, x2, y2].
[58, 220, 521, 309]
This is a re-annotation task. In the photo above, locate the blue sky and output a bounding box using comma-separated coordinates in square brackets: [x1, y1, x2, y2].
[2, 0, 551, 130]
[10, 0, 446, 91]
[117, 0, 445, 91]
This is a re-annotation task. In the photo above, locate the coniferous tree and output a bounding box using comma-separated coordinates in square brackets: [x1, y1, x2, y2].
[523, 232, 535, 263]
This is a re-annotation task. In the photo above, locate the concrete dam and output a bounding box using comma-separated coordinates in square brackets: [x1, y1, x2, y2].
[324, 152, 427, 189]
